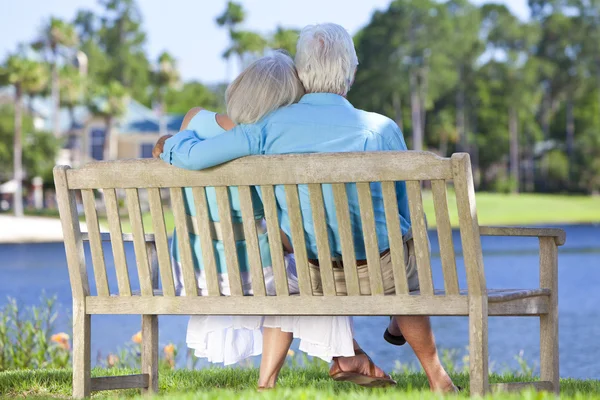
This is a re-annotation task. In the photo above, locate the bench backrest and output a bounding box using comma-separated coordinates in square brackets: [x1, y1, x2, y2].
[54, 151, 486, 315]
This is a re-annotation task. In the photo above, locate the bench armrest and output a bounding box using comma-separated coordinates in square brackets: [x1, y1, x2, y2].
[479, 226, 566, 246]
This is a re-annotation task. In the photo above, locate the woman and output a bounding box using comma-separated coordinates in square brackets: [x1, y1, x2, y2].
[159, 52, 356, 379]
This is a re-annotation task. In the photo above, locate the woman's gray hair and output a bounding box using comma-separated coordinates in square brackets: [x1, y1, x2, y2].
[226, 52, 305, 124]
[295, 23, 359, 96]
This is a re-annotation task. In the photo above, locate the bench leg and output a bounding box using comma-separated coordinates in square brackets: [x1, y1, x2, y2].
[540, 238, 559, 394]
[142, 315, 159, 394]
[73, 300, 91, 399]
[469, 298, 489, 396]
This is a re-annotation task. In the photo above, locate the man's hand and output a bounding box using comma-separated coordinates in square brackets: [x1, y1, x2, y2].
[152, 135, 173, 158]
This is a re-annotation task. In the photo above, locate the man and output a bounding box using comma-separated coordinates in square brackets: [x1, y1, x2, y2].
[156, 23, 456, 392]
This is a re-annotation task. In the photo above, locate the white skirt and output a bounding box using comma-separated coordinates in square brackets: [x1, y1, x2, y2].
[173, 255, 355, 365]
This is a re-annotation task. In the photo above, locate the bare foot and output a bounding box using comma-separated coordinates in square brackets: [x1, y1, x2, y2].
[388, 318, 402, 336]
[334, 353, 388, 378]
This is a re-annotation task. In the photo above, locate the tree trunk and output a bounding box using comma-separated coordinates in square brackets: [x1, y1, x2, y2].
[509, 106, 520, 194]
[52, 59, 61, 138]
[566, 93, 575, 178]
[540, 83, 551, 181]
[159, 100, 168, 137]
[103, 115, 116, 160]
[456, 64, 467, 152]
[420, 67, 429, 143]
[525, 130, 535, 192]
[410, 69, 423, 151]
[13, 84, 24, 217]
[392, 91, 403, 133]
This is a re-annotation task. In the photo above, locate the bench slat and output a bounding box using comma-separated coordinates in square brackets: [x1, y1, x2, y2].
[125, 189, 154, 297]
[215, 187, 243, 296]
[261, 185, 289, 296]
[284, 185, 312, 296]
[406, 181, 434, 295]
[357, 183, 385, 296]
[191, 187, 220, 296]
[237, 186, 266, 296]
[81, 189, 110, 296]
[431, 180, 459, 295]
[308, 184, 336, 296]
[147, 188, 175, 296]
[332, 184, 360, 296]
[103, 189, 131, 296]
[170, 188, 198, 296]
[381, 182, 409, 295]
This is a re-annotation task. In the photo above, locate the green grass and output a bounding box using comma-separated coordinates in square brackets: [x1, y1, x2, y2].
[102, 192, 600, 234]
[0, 367, 599, 399]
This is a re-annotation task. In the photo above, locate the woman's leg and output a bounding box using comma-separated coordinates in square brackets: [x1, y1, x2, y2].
[258, 327, 293, 388]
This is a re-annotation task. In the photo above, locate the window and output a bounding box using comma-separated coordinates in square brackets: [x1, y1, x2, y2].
[140, 143, 154, 158]
[90, 129, 105, 160]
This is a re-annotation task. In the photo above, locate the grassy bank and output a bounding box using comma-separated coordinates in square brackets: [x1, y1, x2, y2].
[0, 367, 599, 399]
[103, 192, 600, 234]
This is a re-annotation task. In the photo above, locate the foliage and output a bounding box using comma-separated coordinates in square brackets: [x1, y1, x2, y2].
[0, 296, 69, 371]
[164, 82, 224, 115]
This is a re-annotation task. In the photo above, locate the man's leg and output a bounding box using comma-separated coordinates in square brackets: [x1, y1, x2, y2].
[392, 316, 455, 392]
[258, 327, 293, 388]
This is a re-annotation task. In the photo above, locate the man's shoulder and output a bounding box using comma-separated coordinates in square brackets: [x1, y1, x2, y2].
[354, 108, 400, 134]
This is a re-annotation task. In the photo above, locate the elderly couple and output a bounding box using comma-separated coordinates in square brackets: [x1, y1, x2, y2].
[153, 23, 457, 392]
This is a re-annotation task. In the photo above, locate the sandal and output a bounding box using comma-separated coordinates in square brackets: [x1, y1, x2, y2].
[329, 349, 397, 388]
[383, 317, 407, 346]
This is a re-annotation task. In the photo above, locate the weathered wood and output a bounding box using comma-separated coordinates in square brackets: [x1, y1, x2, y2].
[72, 298, 91, 398]
[261, 185, 289, 296]
[331, 184, 360, 296]
[87, 294, 471, 316]
[81, 189, 109, 296]
[146, 241, 160, 290]
[147, 188, 175, 296]
[67, 152, 454, 189]
[215, 187, 243, 296]
[431, 180, 459, 295]
[91, 375, 149, 391]
[103, 189, 131, 296]
[191, 187, 220, 296]
[492, 381, 554, 392]
[170, 188, 198, 296]
[284, 185, 312, 296]
[480, 226, 566, 246]
[539, 237, 559, 394]
[83, 232, 155, 242]
[54, 166, 89, 300]
[308, 184, 336, 296]
[406, 181, 434, 295]
[125, 189, 154, 296]
[381, 182, 409, 295]
[356, 183, 385, 296]
[141, 315, 158, 394]
[452, 153, 489, 395]
[237, 186, 266, 296]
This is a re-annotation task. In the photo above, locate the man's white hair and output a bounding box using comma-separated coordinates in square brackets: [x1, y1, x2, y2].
[295, 23, 359, 96]
[226, 51, 304, 124]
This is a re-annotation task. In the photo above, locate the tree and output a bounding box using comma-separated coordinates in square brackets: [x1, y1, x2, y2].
[33, 17, 79, 139]
[164, 82, 223, 115]
[152, 52, 180, 136]
[216, 1, 245, 80]
[88, 80, 128, 160]
[224, 30, 267, 72]
[270, 26, 299, 56]
[96, 0, 151, 105]
[0, 54, 49, 216]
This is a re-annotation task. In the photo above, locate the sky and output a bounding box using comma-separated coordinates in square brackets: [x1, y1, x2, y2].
[0, 0, 530, 84]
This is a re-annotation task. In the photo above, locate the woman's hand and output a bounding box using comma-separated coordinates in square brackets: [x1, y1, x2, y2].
[153, 135, 173, 158]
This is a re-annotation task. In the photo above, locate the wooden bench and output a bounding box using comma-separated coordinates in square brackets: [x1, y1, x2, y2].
[54, 152, 564, 398]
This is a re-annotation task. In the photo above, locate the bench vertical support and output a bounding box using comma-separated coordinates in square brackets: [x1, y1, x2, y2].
[73, 298, 91, 399]
[539, 237, 559, 394]
[142, 315, 159, 394]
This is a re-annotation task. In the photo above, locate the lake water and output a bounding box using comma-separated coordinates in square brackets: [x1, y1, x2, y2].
[1, 224, 599, 378]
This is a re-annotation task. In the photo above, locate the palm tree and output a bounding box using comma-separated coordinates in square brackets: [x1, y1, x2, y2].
[225, 30, 268, 71]
[33, 17, 79, 138]
[0, 55, 49, 217]
[270, 26, 299, 56]
[88, 80, 129, 161]
[216, 1, 245, 80]
[152, 52, 180, 137]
